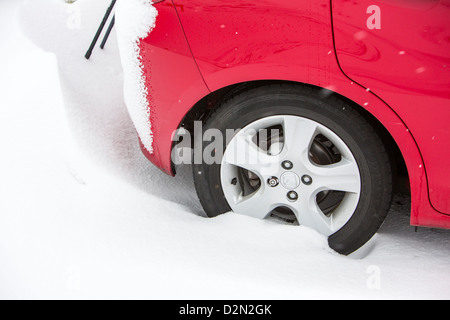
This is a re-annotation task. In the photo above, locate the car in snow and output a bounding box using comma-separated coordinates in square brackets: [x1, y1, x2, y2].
[116, 0, 450, 255]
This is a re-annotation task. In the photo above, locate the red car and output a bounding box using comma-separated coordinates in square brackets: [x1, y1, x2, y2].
[116, 0, 450, 255]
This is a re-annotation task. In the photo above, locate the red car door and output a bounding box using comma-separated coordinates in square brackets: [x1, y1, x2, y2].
[332, 0, 450, 214]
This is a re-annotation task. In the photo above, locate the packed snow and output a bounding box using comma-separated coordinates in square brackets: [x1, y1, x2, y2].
[116, 0, 158, 154]
[0, 0, 449, 299]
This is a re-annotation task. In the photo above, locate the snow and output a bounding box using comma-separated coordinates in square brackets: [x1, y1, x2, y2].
[0, 0, 449, 300]
[115, 0, 158, 154]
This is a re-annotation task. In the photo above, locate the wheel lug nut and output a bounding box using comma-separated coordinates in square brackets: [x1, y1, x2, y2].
[282, 160, 294, 170]
[267, 176, 279, 187]
[287, 191, 298, 202]
[301, 175, 313, 185]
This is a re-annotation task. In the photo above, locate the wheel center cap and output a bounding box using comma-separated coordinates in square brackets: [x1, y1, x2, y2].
[280, 172, 300, 190]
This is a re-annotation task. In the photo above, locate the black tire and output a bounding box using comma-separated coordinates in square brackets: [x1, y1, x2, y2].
[193, 84, 393, 255]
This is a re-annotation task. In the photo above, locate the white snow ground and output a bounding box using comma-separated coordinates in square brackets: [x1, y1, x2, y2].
[0, 0, 449, 300]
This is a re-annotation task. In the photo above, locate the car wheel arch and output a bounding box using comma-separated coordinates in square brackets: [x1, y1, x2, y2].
[174, 79, 430, 223]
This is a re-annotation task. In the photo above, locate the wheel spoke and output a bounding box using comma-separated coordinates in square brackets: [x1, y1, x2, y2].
[282, 117, 318, 161]
[291, 195, 334, 236]
[290, 158, 360, 236]
[223, 133, 278, 176]
[310, 159, 361, 194]
[231, 188, 275, 220]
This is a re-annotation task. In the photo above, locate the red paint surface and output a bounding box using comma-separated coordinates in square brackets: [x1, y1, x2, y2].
[332, 0, 450, 215]
[137, 0, 450, 228]
[139, 1, 209, 175]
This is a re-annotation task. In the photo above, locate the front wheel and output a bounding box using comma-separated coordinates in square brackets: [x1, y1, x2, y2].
[193, 85, 393, 255]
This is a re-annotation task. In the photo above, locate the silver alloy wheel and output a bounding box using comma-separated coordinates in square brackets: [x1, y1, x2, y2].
[220, 115, 362, 236]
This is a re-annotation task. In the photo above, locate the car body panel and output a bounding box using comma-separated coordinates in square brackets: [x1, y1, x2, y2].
[332, 0, 450, 214]
[137, 0, 450, 229]
[138, 1, 209, 175]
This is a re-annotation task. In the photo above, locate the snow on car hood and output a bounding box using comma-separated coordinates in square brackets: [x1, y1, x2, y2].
[116, 0, 158, 154]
